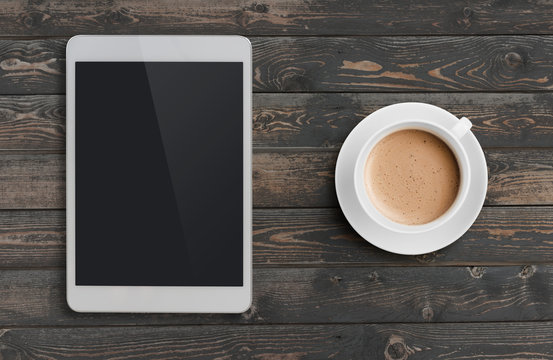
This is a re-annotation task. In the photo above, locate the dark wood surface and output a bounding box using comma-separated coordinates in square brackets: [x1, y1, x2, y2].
[5, 37, 553, 94]
[0, 149, 552, 209]
[1, 266, 552, 325]
[1, 322, 553, 360]
[0, 1, 552, 359]
[3, 207, 553, 268]
[4, 94, 553, 150]
[3, 0, 553, 36]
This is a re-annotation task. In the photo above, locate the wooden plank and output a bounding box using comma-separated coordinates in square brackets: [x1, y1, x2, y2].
[0, 149, 551, 209]
[1, 267, 553, 325]
[0, 95, 64, 150]
[486, 149, 553, 205]
[1, 323, 553, 360]
[252, 36, 553, 92]
[4, 37, 553, 94]
[4, 207, 552, 268]
[0, 154, 64, 209]
[0, 210, 64, 267]
[253, 207, 553, 266]
[3, 93, 553, 151]
[0, 40, 65, 94]
[253, 149, 553, 207]
[253, 150, 338, 208]
[254, 93, 553, 148]
[2, 0, 553, 36]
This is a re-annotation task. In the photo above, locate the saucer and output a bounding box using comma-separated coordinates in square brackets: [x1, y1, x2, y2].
[335, 103, 488, 255]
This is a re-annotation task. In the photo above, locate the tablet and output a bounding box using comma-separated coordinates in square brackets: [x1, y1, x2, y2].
[66, 36, 252, 313]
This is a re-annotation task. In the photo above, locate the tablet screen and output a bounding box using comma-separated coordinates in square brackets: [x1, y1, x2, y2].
[75, 62, 243, 286]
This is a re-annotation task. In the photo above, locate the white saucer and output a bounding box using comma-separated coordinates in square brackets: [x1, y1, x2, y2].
[335, 104, 488, 255]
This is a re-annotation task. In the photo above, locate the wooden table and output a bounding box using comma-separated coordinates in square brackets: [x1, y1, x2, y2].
[1, 1, 553, 358]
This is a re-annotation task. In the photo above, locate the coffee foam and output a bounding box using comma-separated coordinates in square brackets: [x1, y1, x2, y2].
[364, 129, 460, 225]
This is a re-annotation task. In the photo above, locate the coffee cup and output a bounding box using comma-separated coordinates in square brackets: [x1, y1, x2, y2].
[353, 107, 473, 234]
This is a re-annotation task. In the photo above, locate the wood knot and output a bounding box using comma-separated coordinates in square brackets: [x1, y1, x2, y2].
[519, 265, 535, 279]
[505, 52, 523, 68]
[468, 266, 485, 278]
[330, 275, 343, 284]
[102, 8, 137, 25]
[387, 342, 407, 360]
[458, 7, 473, 28]
[368, 271, 379, 281]
[108, 10, 121, 23]
[252, 3, 269, 13]
[0, 58, 22, 70]
[421, 305, 434, 321]
[416, 252, 437, 264]
[23, 15, 34, 27]
[504, 117, 535, 129]
[241, 303, 262, 321]
[253, 112, 274, 131]
[385, 335, 413, 360]
[107, 9, 125, 23]
[19, 11, 49, 29]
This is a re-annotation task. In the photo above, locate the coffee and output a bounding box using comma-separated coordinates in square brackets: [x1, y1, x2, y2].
[363, 129, 460, 225]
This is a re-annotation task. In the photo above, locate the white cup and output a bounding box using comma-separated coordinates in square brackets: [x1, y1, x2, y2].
[353, 112, 473, 234]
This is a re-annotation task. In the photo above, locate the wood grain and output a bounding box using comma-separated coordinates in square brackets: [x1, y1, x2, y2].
[2, 0, 553, 36]
[0, 150, 552, 209]
[252, 36, 553, 92]
[254, 93, 553, 148]
[3, 207, 552, 268]
[0, 95, 64, 150]
[253, 150, 338, 208]
[253, 149, 553, 207]
[486, 149, 553, 205]
[253, 207, 553, 266]
[2, 93, 553, 151]
[1, 266, 553, 325]
[0, 40, 65, 94]
[4, 37, 553, 94]
[0, 0, 551, 356]
[0, 210, 64, 267]
[1, 322, 553, 359]
[0, 154, 64, 209]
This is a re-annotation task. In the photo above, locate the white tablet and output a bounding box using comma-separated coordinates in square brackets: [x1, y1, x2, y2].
[66, 35, 252, 313]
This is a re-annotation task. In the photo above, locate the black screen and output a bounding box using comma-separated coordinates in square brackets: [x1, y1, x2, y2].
[75, 62, 243, 286]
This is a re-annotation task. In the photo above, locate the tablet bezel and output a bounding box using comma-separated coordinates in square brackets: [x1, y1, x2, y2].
[66, 35, 252, 313]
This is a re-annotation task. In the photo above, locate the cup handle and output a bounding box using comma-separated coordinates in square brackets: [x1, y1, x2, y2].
[451, 117, 472, 140]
